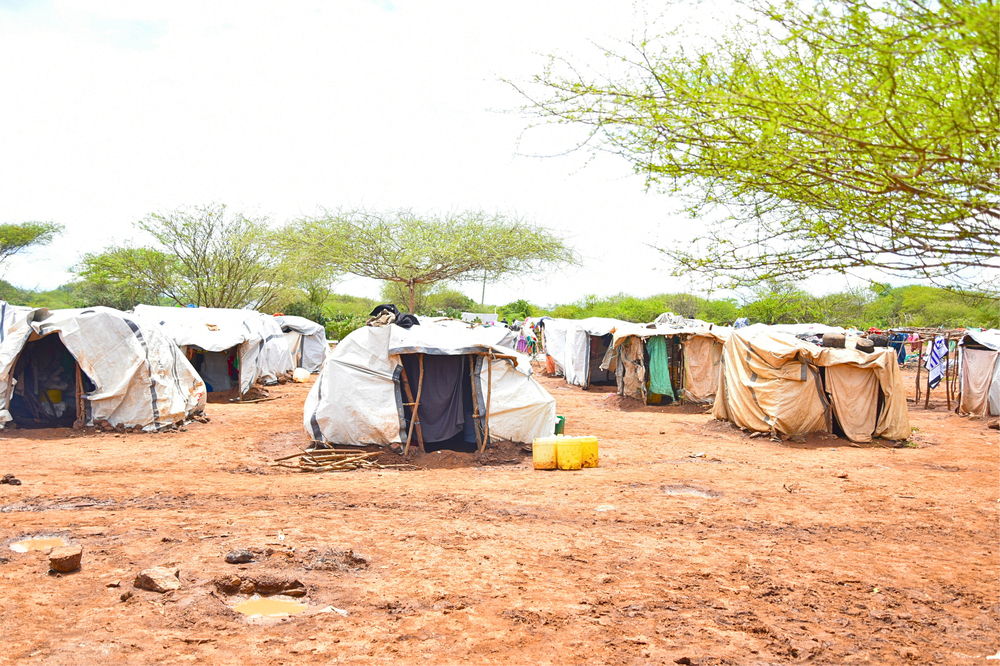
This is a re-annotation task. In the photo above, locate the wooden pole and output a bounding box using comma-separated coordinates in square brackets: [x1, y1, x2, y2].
[73, 364, 85, 429]
[469, 356, 483, 452]
[480, 353, 493, 453]
[399, 362, 424, 455]
[944, 335, 951, 411]
[403, 354, 425, 456]
[914, 338, 923, 405]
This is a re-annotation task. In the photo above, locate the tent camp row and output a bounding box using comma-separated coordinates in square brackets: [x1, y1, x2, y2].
[0, 302, 328, 432]
[540, 316, 912, 443]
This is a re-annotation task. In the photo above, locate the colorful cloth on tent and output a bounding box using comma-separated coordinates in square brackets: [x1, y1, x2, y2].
[647, 336, 674, 398]
[925, 336, 948, 389]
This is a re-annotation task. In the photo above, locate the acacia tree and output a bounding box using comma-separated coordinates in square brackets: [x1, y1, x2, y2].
[0, 222, 62, 267]
[519, 0, 999, 290]
[289, 210, 573, 313]
[77, 205, 318, 310]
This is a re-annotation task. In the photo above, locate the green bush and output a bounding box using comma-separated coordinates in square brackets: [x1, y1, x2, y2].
[325, 313, 367, 341]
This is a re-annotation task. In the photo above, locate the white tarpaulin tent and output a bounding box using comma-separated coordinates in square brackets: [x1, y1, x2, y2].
[0, 304, 205, 431]
[275, 315, 328, 373]
[132, 305, 293, 394]
[957, 329, 1000, 418]
[305, 322, 556, 448]
[713, 325, 910, 443]
[604, 320, 731, 404]
[541, 317, 631, 388]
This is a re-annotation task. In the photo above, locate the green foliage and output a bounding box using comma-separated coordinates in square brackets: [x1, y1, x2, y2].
[544, 293, 741, 324]
[287, 210, 573, 312]
[0, 221, 62, 265]
[525, 0, 1000, 289]
[324, 313, 368, 341]
[76, 205, 325, 310]
[497, 299, 536, 322]
[282, 301, 328, 326]
[321, 292, 378, 317]
[0, 280, 80, 309]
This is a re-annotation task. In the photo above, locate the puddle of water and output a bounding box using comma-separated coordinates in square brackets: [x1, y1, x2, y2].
[661, 484, 721, 499]
[232, 596, 308, 618]
[10, 536, 67, 553]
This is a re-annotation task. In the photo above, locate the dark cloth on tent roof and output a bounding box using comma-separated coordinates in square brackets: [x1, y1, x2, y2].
[395, 314, 420, 329]
[369, 304, 400, 318]
[402, 354, 465, 442]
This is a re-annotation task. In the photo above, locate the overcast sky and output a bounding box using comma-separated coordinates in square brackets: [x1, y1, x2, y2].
[0, 0, 860, 306]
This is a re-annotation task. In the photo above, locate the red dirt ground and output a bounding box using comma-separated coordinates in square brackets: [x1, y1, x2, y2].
[0, 371, 997, 665]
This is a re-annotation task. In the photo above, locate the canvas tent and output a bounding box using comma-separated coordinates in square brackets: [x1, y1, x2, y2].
[541, 317, 631, 388]
[305, 321, 555, 450]
[713, 325, 909, 443]
[275, 315, 328, 373]
[0, 304, 205, 431]
[957, 329, 1000, 418]
[603, 320, 731, 404]
[132, 305, 293, 395]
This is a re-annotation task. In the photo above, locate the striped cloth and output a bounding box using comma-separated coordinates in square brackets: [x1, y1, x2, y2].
[925, 336, 948, 389]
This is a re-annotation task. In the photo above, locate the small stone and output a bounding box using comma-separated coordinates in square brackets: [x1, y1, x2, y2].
[119, 590, 133, 602]
[106, 580, 121, 588]
[48, 545, 83, 573]
[239, 580, 256, 595]
[225, 549, 254, 564]
[134, 566, 181, 593]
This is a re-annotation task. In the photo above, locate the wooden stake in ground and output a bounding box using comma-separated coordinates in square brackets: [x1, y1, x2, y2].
[469, 355, 483, 452]
[480, 354, 493, 454]
[914, 337, 923, 405]
[73, 364, 85, 429]
[403, 354, 425, 456]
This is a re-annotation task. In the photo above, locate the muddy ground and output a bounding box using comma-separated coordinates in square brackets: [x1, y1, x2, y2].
[0, 371, 997, 665]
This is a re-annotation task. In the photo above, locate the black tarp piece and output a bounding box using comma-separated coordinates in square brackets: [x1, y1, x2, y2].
[401, 353, 467, 444]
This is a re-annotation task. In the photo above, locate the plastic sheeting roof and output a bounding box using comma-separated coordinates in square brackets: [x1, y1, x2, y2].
[305, 322, 555, 447]
[0, 304, 206, 431]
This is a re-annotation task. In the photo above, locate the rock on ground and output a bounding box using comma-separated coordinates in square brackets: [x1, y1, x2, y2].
[48, 545, 83, 573]
[134, 566, 181, 593]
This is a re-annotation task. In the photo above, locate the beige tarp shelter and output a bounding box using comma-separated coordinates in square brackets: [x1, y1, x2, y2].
[0, 304, 205, 431]
[713, 325, 909, 443]
[957, 330, 1000, 418]
[603, 320, 731, 404]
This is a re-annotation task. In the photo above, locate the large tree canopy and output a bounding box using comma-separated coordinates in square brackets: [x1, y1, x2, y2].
[520, 0, 999, 290]
[77, 205, 318, 310]
[0, 221, 62, 266]
[288, 210, 572, 312]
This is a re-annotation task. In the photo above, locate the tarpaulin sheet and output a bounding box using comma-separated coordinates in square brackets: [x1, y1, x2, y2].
[0, 305, 205, 431]
[713, 325, 909, 442]
[305, 322, 555, 447]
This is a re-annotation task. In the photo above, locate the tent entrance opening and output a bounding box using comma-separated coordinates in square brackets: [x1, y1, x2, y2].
[588, 334, 615, 387]
[188, 347, 239, 392]
[9, 333, 92, 428]
[401, 353, 481, 453]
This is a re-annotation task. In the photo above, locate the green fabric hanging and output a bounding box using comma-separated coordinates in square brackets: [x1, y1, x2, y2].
[647, 336, 674, 398]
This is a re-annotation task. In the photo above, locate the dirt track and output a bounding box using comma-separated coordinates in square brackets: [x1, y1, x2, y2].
[1, 372, 997, 665]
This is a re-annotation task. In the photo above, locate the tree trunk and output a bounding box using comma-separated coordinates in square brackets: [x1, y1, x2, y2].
[408, 281, 416, 314]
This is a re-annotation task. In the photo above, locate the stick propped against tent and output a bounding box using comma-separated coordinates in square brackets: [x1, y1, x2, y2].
[401, 354, 425, 455]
